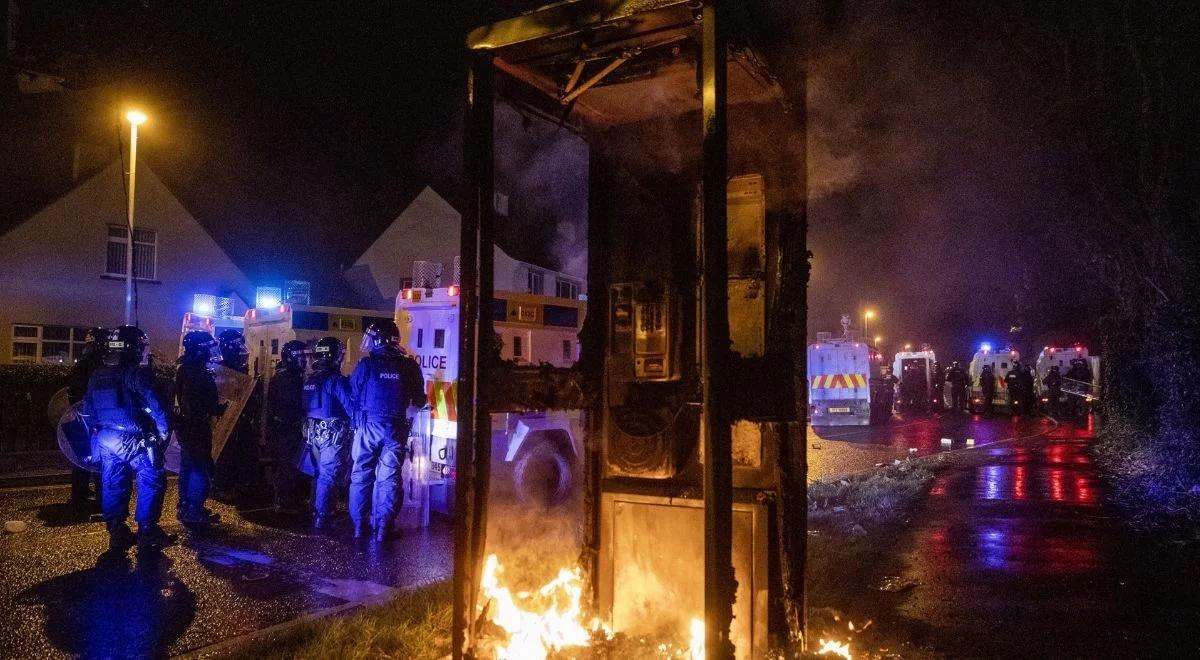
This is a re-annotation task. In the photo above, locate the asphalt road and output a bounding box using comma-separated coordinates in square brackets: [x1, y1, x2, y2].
[808, 411, 1057, 481]
[887, 418, 1199, 657]
[0, 486, 452, 658]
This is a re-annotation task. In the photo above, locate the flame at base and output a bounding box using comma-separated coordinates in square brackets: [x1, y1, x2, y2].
[689, 618, 705, 660]
[479, 553, 599, 659]
[817, 638, 853, 659]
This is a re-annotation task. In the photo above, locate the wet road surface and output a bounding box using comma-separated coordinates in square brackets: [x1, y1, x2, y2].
[808, 412, 1054, 481]
[0, 485, 451, 658]
[895, 419, 1200, 657]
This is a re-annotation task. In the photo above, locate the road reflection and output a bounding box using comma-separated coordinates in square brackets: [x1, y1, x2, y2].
[810, 413, 1054, 454]
[918, 434, 1103, 577]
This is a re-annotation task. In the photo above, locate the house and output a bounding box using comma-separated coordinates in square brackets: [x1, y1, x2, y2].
[0, 161, 254, 363]
[345, 186, 585, 306]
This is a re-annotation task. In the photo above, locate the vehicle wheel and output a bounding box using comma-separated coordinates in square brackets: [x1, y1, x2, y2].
[513, 440, 573, 508]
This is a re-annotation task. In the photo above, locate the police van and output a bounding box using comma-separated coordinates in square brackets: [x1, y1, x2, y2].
[968, 344, 1020, 412]
[396, 282, 587, 514]
[892, 347, 939, 413]
[807, 336, 875, 426]
[1034, 345, 1101, 405]
[243, 303, 389, 379]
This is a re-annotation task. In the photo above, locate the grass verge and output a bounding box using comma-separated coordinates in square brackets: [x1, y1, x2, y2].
[221, 580, 452, 660]
[1093, 413, 1200, 541]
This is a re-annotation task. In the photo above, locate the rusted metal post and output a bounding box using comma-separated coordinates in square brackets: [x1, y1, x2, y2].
[453, 52, 493, 660]
[701, 2, 734, 659]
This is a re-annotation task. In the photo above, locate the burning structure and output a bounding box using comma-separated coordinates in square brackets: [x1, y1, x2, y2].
[453, 2, 808, 658]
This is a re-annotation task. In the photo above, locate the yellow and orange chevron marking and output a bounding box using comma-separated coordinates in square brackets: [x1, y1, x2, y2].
[426, 380, 457, 421]
[810, 373, 868, 389]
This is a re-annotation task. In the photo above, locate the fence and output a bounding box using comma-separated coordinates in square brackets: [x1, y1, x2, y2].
[0, 363, 178, 455]
[0, 364, 70, 453]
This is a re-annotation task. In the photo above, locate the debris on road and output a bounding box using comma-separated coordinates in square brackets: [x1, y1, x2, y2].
[873, 575, 919, 593]
[3, 520, 28, 534]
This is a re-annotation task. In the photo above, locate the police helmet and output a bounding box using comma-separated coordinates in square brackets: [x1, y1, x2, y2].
[312, 336, 344, 368]
[361, 319, 401, 354]
[107, 325, 148, 365]
[218, 329, 249, 366]
[182, 330, 220, 364]
[280, 340, 308, 371]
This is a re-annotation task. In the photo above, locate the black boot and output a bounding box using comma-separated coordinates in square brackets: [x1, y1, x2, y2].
[136, 524, 177, 550]
[107, 521, 136, 552]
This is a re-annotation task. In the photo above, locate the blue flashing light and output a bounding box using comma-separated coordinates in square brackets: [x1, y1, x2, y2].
[192, 293, 216, 317]
[980, 342, 993, 353]
[255, 286, 282, 310]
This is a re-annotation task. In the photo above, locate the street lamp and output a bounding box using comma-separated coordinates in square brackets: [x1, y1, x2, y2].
[123, 110, 147, 325]
[863, 309, 875, 342]
[874, 335, 882, 349]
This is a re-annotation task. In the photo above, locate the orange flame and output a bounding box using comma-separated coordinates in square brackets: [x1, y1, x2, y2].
[817, 638, 853, 659]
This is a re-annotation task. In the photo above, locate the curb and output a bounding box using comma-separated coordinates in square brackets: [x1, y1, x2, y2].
[177, 578, 445, 659]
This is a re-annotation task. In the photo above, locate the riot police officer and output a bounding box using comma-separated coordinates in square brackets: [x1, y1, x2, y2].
[349, 320, 426, 542]
[1064, 358, 1093, 420]
[66, 327, 107, 507]
[1019, 364, 1037, 415]
[82, 326, 172, 551]
[946, 361, 969, 412]
[213, 329, 261, 504]
[268, 340, 308, 513]
[1005, 361, 1022, 415]
[303, 337, 356, 530]
[980, 364, 996, 415]
[1043, 365, 1063, 417]
[175, 330, 226, 525]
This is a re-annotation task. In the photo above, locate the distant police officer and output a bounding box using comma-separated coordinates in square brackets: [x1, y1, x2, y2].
[980, 364, 997, 415]
[303, 337, 356, 530]
[175, 330, 226, 525]
[349, 320, 426, 542]
[946, 361, 969, 412]
[931, 361, 945, 412]
[1064, 358, 1093, 421]
[268, 340, 309, 513]
[1005, 361, 1023, 415]
[1019, 364, 1037, 415]
[1043, 365, 1063, 417]
[82, 326, 172, 551]
[65, 327, 107, 507]
[213, 329, 261, 504]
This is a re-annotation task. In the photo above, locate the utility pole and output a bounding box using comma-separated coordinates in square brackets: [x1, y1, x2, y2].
[123, 110, 146, 326]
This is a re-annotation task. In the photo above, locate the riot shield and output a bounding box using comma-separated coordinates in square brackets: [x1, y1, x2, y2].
[165, 365, 258, 473]
[47, 387, 71, 427]
[56, 401, 98, 472]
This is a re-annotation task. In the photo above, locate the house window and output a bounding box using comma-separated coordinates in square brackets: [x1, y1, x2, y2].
[526, 269, 544, 295]
[555, 279, 580, 300]
[105, 225, 157, 280]
[512, 335, 523, 359]
[434, 329, 446, 349]
[10, 325, 91, 363]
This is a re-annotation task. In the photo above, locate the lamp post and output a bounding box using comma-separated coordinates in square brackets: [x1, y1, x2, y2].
[124, 110, 147, 326]
[863, 309, 875, 343]
[874, 335, 882, 350]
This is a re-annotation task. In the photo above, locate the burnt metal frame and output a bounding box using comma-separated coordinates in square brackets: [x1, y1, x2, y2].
[454, 3, 737, 658]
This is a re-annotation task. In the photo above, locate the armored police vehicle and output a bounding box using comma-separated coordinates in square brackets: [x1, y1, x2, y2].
[396, 280, 587, 514]
[242, 303, 388, 379]
[807, 334, 874, 426]
[1034, 345, 1101, 406]
[968, 344, 1020, 413]
[892, 347, 939, 414]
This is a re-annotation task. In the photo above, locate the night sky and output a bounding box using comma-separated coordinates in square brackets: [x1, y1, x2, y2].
[4, 1, 1194, 361]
